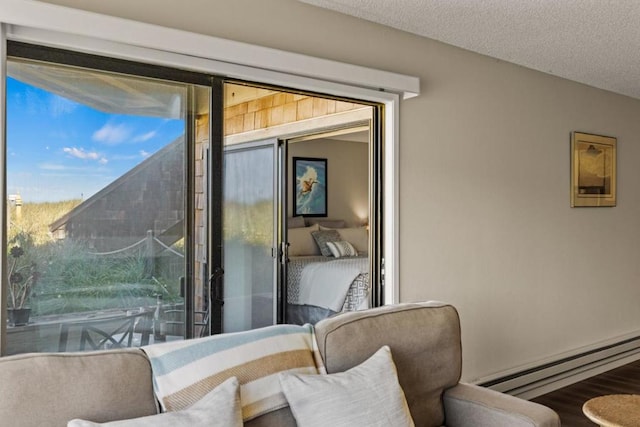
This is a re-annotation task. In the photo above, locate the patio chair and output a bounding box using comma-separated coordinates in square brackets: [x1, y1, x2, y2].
[58, 310, 153, 352]
[162, 303, 210, 338]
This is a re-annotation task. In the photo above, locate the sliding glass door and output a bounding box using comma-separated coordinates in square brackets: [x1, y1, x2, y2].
[4, 43, 216, 354]
[222, 139, 279, 332]
[1, 44, 384, 355]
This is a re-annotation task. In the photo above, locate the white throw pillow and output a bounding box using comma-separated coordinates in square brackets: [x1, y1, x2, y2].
[288, 224, 321, 256]
[67, 376, 242, 427]
[326, 241, 358, 258]
[279, 345, 415, 427]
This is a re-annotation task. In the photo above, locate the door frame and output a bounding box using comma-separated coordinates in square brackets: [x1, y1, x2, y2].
[283, 121, 381, 312]
[227, 121, 379, 326]
[2, 42, 215, 351]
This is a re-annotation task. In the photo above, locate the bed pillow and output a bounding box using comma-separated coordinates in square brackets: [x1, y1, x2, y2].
[326, 241, 358, 258]
[308, 219, 346, 229]
[321, 226, 368, 253]
[288, 224, 321, 256]
[279, 345, 414, 427]
[67, 377, 242, 427]
[288, 216, 306, 229]
[311, 229, 341, 257]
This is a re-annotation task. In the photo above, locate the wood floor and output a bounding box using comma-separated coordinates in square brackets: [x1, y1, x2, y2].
[530, 359, 640, 426]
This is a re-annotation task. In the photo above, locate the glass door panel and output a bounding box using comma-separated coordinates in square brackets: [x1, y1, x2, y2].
[222, 140, 277, 332]
[5, 54, 210, 354]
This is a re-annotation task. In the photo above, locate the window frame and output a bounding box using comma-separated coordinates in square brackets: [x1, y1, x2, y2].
[3, 42, 221, 350]
[0, 0, 420, 353]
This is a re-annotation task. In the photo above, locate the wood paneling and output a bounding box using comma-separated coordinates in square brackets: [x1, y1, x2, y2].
[224, 85, 361, 136]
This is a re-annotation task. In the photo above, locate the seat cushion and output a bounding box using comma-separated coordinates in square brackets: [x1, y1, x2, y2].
[314, 302, 462, 427]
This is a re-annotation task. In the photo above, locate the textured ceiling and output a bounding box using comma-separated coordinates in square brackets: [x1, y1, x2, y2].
[300, 0, 640, 100]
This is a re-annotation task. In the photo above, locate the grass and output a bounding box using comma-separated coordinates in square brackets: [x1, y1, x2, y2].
[7, 200, 183, 317]
[224, 200, 273, 246]
[6, 197, 273, 317]
[9, 199, 81, 245]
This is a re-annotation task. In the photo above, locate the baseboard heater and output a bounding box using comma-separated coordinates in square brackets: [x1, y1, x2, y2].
[478, 335, 640, 400]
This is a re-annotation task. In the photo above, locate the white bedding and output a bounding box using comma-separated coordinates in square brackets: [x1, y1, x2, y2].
[297, 257, 369, 312]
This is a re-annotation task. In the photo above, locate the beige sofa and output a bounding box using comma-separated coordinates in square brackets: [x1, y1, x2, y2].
[0, 302, 560, 426]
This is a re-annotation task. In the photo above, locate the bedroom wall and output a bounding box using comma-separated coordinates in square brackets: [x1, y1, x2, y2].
[41, 0, 640, 384]
[288, 138, 368, 227]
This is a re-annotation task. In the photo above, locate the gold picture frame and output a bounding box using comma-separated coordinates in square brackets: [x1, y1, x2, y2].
[571, 132, 617, 207]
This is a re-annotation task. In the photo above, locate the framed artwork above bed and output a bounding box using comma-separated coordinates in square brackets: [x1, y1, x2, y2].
[293, 157, 327, 217]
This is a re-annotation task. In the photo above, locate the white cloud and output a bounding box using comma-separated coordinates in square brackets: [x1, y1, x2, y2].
[39, 163, 68, 171]
[63, 147, 101, 160]
[19, 91, 78, 117]
[92, 123, 131, 144]
[38, 162, 110, 173]
[49, 94, 78, 117]
[110, 154, 141, 161]
[140, 150, 151, 158]
[99, 157, 108, 165]
[25, 90, 44, 115]
[133, 131, 157, 142]
[49, 130, 74, 140]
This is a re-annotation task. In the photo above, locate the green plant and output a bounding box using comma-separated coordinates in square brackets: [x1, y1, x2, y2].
[6, 199, 185, 317]
[7, 233, 39, 309]
[32, 239, 181, 316]
[8, 199, 81, 245]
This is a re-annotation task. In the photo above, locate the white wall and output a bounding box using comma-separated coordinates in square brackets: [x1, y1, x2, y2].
[288, 138, 368, 227]
[41, 0, 640, 383]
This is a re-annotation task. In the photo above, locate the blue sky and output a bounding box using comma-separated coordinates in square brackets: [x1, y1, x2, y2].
[7, 77, 185, 203]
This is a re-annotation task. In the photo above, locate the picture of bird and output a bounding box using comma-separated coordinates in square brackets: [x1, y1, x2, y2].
[295, 159, 326, 216]
[300, 176, 318, 194]
[297, 165, 318, 195]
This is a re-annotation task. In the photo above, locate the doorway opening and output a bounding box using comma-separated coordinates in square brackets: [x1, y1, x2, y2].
[221, 82, 382, 331]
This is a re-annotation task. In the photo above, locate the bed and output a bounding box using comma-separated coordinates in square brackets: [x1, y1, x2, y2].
[285, 222, 371, 324]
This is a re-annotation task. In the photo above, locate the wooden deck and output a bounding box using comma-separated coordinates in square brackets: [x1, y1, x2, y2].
[531, 359, 640, 426]
[5, 309, 155, 355]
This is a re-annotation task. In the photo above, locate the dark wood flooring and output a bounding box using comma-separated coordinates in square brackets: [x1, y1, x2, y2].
[530, 360, 640, 426]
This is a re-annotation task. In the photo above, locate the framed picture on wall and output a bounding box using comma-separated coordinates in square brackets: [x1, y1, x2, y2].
[293, 157, 327, 217]
[571, 131, 617, 207]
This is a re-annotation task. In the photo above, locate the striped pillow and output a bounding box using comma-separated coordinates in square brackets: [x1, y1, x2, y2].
[142, 324, 325, 421]
[311, 229, 341, 257]
[326, 240, 358, 258]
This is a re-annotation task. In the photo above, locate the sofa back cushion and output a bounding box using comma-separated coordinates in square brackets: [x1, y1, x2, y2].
[0, 349, 157, 427]
[314, 302, 462, 427]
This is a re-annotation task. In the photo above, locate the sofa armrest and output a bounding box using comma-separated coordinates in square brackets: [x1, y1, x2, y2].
[443, 383, 561, 427]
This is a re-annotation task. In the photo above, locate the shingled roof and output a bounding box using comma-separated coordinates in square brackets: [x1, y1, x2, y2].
[49, 136, 185, 252]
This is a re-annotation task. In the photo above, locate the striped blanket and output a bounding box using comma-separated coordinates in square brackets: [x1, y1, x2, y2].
[143, 324, 325, 421]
